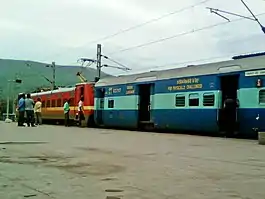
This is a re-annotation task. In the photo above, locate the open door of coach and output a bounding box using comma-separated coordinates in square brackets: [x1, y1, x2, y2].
[137, 83, 154, 130]
[218, 74, 239, 135]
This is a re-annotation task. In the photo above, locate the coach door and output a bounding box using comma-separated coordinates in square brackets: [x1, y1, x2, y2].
[74, 85, 85, 118]
[218, 74, 239, 134]
[95, 88, 105, 126]
[138, 84, 153, 129]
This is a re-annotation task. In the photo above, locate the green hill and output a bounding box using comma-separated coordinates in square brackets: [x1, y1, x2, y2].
[0, 59, 111, 99]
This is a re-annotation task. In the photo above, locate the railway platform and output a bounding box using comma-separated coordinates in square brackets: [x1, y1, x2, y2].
[0, 122, 265, 199]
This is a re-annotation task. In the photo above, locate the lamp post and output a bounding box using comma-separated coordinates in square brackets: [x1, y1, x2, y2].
[5, 79, 22, 123]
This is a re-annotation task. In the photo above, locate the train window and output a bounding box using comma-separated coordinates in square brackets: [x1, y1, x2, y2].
[80, 87, 84, 98]
[42, 101, 45, 108]
[189, 93, 199, 106]
[203, 93, 215, 106]
[175, 94, 185, 107]
[51, 100, 56, 107]
[57, 99, 62, 107]
[259, 90, 265, 104]
[100, 99, 104, 109]
[46, 100, 51, 107]
[108, 99, 114, 108]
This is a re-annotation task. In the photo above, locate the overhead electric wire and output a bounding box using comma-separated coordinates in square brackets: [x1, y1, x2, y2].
[101, 55, 131, 70]
[40, 0, 212, 62]
[241, 0, 264, 27]
[109, 12, 265, 55]
[84, 0, 212, 45]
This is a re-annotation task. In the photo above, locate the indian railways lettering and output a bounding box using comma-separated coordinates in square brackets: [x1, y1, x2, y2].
[107, 86, 135, 95]
[107, 87, 122, 95]
[177, 78, 199, 84]
[113, 88, 121, 93]
[168, 78, 203, 91]
[245, 70, 265, 77]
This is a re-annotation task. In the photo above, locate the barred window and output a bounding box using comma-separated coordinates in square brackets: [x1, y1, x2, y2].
[108, 99, 114, 108]
[80, 86, 84, 98]
[46, 100, 50, 107]
[100, 99, 104, 109]
[259, 90, 265, 104]
[175, 94, 185, 107]
[203, 93, 215, 106]
[57, 99, 62, 107]
[189, 93, 199, 106]
[51, 100, 56, 107]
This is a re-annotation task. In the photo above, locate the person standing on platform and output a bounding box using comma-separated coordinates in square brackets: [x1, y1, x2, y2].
[64, 99, 70, 127]
[25, 93, 36, 127]
[78, 96, 85, 127]
[223, 96, 239, 136]
[34, 98, 42, 125]
[17, 93, 26, 127]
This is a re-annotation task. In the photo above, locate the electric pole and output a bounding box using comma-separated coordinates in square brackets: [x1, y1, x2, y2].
[46, 62, 56, 90]
[52, 61, 56, 90]
[78, 43, 131, 83]
[96, 44, 102, 81]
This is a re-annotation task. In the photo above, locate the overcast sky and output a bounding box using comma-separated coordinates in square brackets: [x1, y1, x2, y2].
[0, 0, 265, 75]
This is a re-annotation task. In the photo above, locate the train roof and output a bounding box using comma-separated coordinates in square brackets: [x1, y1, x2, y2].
[95, 53, 265, 87]
[30, 82, 95, 97]
[75, 82, 95, 86]
[31, 87, 75, 97]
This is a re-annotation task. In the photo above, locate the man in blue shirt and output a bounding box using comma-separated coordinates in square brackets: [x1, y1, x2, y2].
[25, 93, 36, 127]
[17, 93, 25, 127]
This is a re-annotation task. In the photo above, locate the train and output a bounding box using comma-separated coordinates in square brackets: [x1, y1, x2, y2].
[30, 83, 95, 126]
[21, 52, 265, 138]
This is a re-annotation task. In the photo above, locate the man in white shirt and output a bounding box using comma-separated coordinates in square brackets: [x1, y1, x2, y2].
[78, 96, 85, 127]
[34, 98, 42, 125]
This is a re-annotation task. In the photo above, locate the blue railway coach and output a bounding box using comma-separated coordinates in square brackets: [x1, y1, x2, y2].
[94, 52, 265, 137]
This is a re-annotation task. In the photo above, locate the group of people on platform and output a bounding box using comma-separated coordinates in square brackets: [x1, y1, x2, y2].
[63, 96, 85, 127]
[17, 93, 85, 127]
[17, 93, 42, 127]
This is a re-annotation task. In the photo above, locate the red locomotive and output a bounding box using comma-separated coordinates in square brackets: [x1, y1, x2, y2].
[30, 82, 95, 126]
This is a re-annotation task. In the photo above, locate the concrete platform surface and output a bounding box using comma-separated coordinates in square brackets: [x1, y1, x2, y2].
[0, 122, 265, 199]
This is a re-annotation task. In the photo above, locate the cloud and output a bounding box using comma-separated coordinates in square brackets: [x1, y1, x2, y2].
[0, 0, 265, 75]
